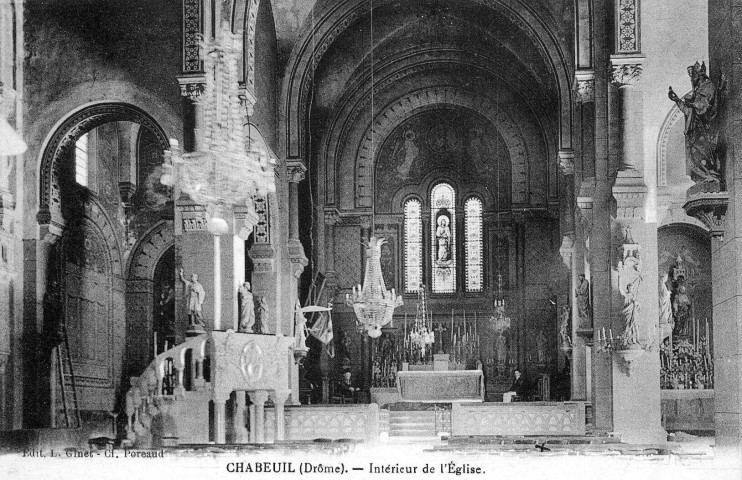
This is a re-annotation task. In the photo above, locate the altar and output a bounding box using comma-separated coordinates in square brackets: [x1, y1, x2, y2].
[396, 369, 484, 402]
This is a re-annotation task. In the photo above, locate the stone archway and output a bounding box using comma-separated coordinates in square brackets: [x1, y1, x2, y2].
[38, 103, 169, 237]
[125, 220, 175, 378]
[280, 0, 574, 161]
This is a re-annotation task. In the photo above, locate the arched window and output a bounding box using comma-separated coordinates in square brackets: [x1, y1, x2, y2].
[464, 197, 483, 292]
[431, 183, 455, 293]
[404, 198, 423, 293]
[75, 133, 89, 187]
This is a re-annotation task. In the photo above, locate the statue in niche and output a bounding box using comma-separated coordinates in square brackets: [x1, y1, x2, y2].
[668, 61, 725, 187]
[558, 305, 571, 345]
[575, 274, 592, 328]
[238, 282, 255, 333]
[179, 268, 206, 328]
[672, 283, 692, 338]
[394, 129, 419, 180]
[253, 295, 268, 334]
[435, 214, 452, 264]
[659, 274, 673, 339]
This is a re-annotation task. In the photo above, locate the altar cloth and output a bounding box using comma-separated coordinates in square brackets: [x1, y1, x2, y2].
[396, 369, 484, 402]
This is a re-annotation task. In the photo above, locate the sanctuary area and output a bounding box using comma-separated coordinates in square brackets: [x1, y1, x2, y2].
[0, 0, 740, 475]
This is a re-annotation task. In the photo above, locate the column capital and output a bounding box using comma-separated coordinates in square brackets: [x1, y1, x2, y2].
[177, 74, 207, 100]
[324, 208, 341, 225]
[558, 149, 575, 176]
[269, 389, 291, 405]
[574, 70, 595, 103]
[250, 390, 270, 405]
[609, 56, 644, 87]
[286, 159, 307, 184]
[359, 215, 373, 230]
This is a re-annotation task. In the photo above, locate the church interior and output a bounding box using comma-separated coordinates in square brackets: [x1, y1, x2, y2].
[0, 0, 741, 474]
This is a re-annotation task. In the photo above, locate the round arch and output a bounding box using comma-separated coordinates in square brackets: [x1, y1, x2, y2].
[280, 0, 573, 161]
[37, 102, 170, 235]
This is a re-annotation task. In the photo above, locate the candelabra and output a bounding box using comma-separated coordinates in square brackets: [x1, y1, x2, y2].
[408, 285, 434, 357]
[595, 324, 659, 375]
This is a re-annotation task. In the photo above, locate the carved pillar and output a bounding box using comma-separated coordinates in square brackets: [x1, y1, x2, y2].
[270, 389, 290, 441]
[607, 52, 663, 444]
[251, 390, 269, 443]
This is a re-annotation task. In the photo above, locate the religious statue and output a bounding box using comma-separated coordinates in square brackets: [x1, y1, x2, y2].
[558, 305, 571, 346]
[668, 61, 725, 186]
[435, 215, 452, 263]
[294, 299, 308, 351]
[621, 278, 642, 345]
[238, 282, 255, 333]
[659, 274, 673, 338]
[158, 282, 175, 343]
[672, 283, 692, 338]
[536, 330, 547, 364]
[575, 274, 591, 328]
[254, 295, 268, 334]
[179, 268, 206, 328]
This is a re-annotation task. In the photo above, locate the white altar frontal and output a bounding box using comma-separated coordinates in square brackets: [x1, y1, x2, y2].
[396, 369, 485, 403]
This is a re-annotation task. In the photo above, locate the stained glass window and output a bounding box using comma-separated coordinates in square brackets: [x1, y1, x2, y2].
[431, 183, 455, 293]
[75, 133, 89, 187]
[404, 198, 423, 293]
[465, 197, 483, 292]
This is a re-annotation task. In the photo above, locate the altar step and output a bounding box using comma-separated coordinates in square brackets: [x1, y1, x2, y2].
[388, 410, 437, 437]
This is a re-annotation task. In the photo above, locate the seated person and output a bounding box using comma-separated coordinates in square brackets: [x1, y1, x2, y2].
[502, 369, 525, 402]
[339, 370, 358, 401]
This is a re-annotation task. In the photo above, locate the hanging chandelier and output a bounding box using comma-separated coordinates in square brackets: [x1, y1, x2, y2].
[409, 284, 434, 355]
[346, 237, 403, 338]
[160, 29, 275, 236]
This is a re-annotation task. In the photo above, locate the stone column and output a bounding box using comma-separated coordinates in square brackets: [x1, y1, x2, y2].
[323, 208, 341, 294]
[286, 161, 308, 335]
[607, 59, 664, 444]
[251, 390, 269, 443]
[213, 395, 228, 444]
[609, 58, 644, 177]
[248, 403, 256, 442]
[233, 391, 248, 443]
[270, 389, 290, 442]
[558, 150, 585, 400]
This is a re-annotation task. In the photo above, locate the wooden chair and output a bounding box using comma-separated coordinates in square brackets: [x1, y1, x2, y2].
[329, 381, 355, 404]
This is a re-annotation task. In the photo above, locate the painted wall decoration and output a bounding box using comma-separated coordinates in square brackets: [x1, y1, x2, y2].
[375, 108, 511, 212]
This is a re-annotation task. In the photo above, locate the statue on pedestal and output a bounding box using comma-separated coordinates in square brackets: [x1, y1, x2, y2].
[672, 283, 692, 338]
[179, 268, 205, 328]
[575, 274, 592, 328]
[254, 296, 268, 334]
[294, 299, 308, 351]
[238, 282, 255, 333]
[668, 61, 725, 187]
[558, 305, 571, 346]
[621, 279, 642, 345]
[659, 274, 673, 340]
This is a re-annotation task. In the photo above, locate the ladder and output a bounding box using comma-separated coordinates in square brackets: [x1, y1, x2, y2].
[56, 324, 81, 429]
